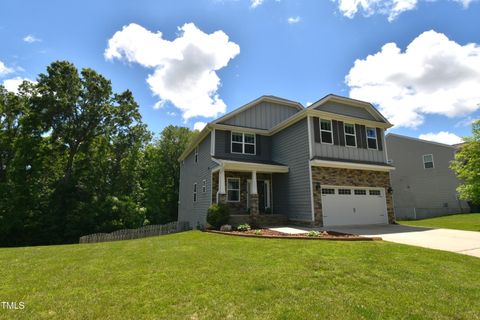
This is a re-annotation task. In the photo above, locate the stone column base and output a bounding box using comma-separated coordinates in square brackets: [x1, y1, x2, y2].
[218, 193, 227, 204]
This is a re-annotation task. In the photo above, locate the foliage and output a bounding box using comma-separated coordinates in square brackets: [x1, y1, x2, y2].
[0, 61, 193, 246]
[236, 223, 251, 231]
[254, 229, 262, 235]
[206, 204, 230, 229]
[307, 230, 321, 237]
[451, 120, 480, 204]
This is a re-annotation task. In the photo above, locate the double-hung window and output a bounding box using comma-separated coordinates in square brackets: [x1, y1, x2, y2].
[227, 178, 240, 202]
[231, 132, 255, 155]
[194, 147, 198, 163]
[423, 154, 434, 169]
[366, 127, 378, 149]
[202, 179, 206, 193]
[344, 123, 356, 147]
[193, 183, 197, 202]
[320, 119, 333, 144]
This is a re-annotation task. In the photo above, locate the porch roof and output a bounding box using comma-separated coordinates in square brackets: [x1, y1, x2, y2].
[212, 157, 289, 173]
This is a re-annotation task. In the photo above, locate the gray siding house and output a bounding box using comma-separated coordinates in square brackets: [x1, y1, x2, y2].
[178, 94, 396, 228]
[386, 134, 469, 220]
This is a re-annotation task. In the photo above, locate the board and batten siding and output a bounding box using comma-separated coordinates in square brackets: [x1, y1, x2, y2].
[271, 118, 312, 221]
[309, 117, 387, 163]
[178, 134, 216, 228]
[315, 102, 378, 121]
[221, 102, 299, 130]
[214, 129, 271, 162]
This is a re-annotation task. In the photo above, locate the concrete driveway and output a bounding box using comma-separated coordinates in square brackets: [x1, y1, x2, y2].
[327, 224, 480, 258]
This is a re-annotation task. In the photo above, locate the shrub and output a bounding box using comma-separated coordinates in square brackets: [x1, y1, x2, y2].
[206, 204, 230, 229]
[254, 229, 262, 235]
[307, 230, 321, 237]
[237, 223, 251, 231]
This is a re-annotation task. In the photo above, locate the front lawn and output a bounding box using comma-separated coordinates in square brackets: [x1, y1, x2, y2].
[399, 213, 480, 232]
[1, 231, 480, 319]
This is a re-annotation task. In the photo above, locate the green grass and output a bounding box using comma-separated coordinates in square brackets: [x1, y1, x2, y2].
[1, 231, 480, 319]
[398, 213, 480, 232]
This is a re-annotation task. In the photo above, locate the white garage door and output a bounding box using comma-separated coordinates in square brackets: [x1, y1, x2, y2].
[321, 186, 388, 226]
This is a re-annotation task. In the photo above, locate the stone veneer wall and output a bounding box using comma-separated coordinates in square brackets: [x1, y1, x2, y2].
[211, 171, 272, 215]
[311, 166, 395, 226]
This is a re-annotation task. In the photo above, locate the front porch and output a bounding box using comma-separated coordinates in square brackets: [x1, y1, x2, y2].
[211, 158, 289, 226]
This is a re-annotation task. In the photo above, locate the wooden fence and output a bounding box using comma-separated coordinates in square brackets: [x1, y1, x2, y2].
[79, 221, 190, 244]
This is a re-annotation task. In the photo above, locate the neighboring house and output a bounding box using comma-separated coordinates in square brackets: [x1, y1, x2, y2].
[178, 94, 395, 228]
[385, 134, 470, 220]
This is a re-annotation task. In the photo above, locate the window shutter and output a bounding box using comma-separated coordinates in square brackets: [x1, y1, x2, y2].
[332, 120, 340, 145]
[376, 128, 383, 151]
[360, 125, 367, 149]
[225, 131, 231, 153]
[313, 117, 321, 143]
[338, 121, 345, 146]
[256, 134, 261, 155]
[355, 124, 362, 149]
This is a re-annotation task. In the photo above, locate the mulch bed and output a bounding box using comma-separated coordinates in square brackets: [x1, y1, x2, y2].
[206, 229, 382, 241]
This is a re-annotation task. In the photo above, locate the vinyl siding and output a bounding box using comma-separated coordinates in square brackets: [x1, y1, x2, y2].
[178, 134, 216, 228]
[315, 102, 378, 121]
[309, 117, 387, 163]
[271, 118, 312, 221]
[386, 134, 469, 219]
[214, 129, 272, 162]
[221, 101, 299, 129]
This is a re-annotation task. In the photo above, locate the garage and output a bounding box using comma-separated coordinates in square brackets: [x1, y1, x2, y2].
[321, 186, 388, 226]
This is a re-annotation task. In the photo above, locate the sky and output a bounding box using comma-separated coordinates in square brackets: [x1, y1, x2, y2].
[1, 0, 480, 144]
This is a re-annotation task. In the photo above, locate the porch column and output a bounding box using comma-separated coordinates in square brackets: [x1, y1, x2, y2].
[218, 168, 226, 204]
[250, 171, 259, 219]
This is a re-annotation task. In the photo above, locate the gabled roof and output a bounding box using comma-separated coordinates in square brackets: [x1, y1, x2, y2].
[307, 94, 392, 125]
[385, 133, 457, 149]
[212, 95, 303, 125]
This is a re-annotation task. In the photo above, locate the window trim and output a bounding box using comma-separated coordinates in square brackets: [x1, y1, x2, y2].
[202, 179, 206, 193]
[366, 127, 378, 150]
[344, 123, 357, 147]
[193, 183, 197, 203]
[226, 177, 241, 202]
[231, 132, 256, 155]
[320, 119, 333, 145]
[423, 154, 434, 169]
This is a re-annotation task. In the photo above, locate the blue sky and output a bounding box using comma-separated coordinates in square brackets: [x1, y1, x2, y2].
[1, 0, 479, 144]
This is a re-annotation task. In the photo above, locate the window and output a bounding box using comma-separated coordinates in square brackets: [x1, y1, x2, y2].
[366, 127, 377, 149]
[193, 183, 197, 202]
[354, 189, 367, 195]
[194, 147, 198, 163]
[202, 179, 206, 193]
[369, 190, 381, 196]
[338, 189, 351, 195]
[344, 123, 356, 147]
[321, 188, 335, 195]
[320, 119, 333, 144]
[231, 132, 255, 155]
[423, 154, 434, 169]
[227, 178, 240, 202]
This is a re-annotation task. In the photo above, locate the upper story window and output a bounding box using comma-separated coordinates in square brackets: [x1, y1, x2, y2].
[320, 119, 333, 144]
[344, 123, 356, 147]
[193, 183, 197, 202]
[366, 127, 378, 149]
[231, 132, 255, 155]
[202, 179, 206, 193]
[423, 154, 434, 169]
[194, 147, 198, 163]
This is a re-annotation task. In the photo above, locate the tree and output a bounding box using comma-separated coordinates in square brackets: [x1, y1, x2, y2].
[451, 120, 480, 205]
[143, 126, 196, 224]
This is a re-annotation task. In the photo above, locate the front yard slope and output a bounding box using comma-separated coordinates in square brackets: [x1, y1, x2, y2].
[1, 231, 479, 319]
[399, 213, 480, 232]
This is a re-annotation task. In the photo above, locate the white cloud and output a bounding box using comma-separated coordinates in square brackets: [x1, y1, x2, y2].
[0, 60, 13, 76]
[346, 30, 480, 128]
[250, 0, 264, 8]
[23, 34, 41, 43]
[287, 16, 301, 24]
[193, 121, 207, 131]
[419, 131, 463, 145]
[334, 0, 476, 21]
[306, 101, 313, 106]
[2, 77, 35, 93]
[105, 23, 240, 120]
[167, 111, 177, 116]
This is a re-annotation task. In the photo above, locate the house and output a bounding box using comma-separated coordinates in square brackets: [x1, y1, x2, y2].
[178, 94, 396, 228]
[385, 134, 470, 220]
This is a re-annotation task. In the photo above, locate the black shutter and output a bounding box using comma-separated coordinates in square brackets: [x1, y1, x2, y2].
[332, 120, 339, 145]
[355, 124, 362, 149]
[376, 128, 383, 151]
[313, 117, 321, 143]
[360, 125, 367, 149]
[338, 121, 345, 146]
[225, 131, 231, 153]
[256, 134, 261, 155]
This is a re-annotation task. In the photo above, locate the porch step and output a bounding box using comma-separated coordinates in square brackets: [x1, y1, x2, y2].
[229, 214, 288, 227]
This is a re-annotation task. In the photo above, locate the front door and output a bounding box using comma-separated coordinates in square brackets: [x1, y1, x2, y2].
[247, 180, 271, 213]
[257, 181, 266, 213]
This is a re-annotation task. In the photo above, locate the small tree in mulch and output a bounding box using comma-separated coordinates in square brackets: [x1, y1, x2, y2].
[206, 204, 230, 229]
